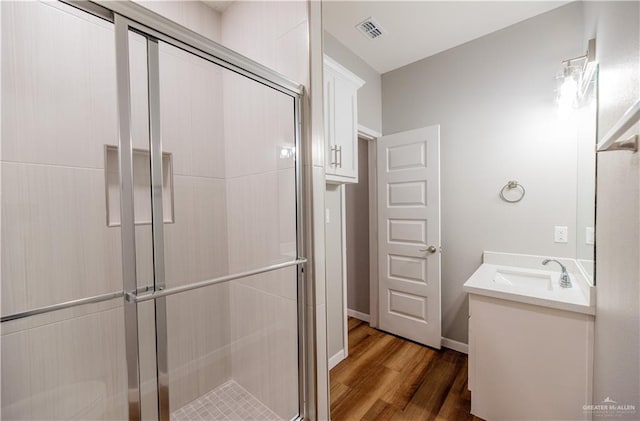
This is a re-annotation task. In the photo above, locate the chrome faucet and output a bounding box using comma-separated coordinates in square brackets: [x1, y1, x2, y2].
[542, 259, 571, 288]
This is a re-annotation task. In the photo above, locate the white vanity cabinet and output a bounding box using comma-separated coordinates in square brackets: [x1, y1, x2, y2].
[324, 56, 365, 183]
[468, 294, 594, 421]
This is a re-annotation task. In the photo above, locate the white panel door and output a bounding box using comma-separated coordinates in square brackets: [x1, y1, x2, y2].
[377, 125, 441, 348]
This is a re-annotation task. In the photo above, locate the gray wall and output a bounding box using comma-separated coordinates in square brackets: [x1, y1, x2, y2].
[583, 1, 640, 413]
[345, 138, 370, 314]
[324, 31, 382, 133]
[382, 3, 585, 343]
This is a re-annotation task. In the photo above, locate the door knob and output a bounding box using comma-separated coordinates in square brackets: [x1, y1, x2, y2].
[420, 246, 437, 254]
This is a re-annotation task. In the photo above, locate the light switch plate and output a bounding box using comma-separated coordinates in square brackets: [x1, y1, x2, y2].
[586, 227, 595, 245]
[554, 226, 568, 243]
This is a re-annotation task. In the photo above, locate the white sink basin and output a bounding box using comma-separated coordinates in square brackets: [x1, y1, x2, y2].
[463, 261, 595, 315]
[493, 269, 552, 291]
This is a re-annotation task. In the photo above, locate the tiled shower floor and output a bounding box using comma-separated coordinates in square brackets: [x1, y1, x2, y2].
[171, 380, 283, 421]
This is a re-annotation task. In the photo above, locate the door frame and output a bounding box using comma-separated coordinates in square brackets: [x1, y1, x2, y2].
[355, 125, 381, 329]
[340, 185, 349, 360]
[360, 127, 466, 353]
[326, 183, 349, 370]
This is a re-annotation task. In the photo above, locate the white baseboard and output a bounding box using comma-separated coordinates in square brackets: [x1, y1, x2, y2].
[328, 349, 346, 370]
[345, 309, 467, 354]
[347, 309, 370, 322]
[441, 337, 468, 354]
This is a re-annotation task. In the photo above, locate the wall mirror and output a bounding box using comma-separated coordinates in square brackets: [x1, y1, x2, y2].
[574, 63, 598, 284]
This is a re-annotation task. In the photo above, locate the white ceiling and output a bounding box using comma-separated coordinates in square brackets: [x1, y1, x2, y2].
[323, 1, 569, 74]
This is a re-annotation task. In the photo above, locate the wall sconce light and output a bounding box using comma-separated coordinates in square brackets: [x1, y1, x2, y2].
[557, 38, 597, 118]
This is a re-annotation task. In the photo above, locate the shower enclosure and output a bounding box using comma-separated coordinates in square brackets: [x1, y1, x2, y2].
[1, 1, 308, 420]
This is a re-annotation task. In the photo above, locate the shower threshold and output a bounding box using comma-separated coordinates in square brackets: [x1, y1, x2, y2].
[171, 380, 283, 421]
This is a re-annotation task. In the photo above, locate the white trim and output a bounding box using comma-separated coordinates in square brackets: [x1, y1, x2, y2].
[368, 136, 379, 328]
[347, 309, 370, 323]
[324, 55, 365, 88]
[328, 349, 346, 370]
[357, 125, 381, 140]
[326, 173, 356, 184]
[340, 185, 349, 360]
[441, 337, 468, 354]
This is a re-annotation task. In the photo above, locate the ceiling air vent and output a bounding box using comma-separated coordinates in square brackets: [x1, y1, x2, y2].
[356, 18, 384, 40]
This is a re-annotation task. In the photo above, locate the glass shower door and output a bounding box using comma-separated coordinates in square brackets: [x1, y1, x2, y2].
[0, 2, 132, 419]
[115, 16, 304, 419]
[149, 38, 302, 421]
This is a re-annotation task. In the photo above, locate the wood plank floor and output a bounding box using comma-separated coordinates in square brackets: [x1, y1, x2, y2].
[329, 318, 484, 421]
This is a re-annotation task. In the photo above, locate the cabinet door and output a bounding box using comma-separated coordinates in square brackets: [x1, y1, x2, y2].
[468, 298, 475, 392]
[324, 68, 338, 176]
[332, 75, 358, 180]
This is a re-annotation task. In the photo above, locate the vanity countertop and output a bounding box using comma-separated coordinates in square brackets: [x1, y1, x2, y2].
[463, 252, 595, 315]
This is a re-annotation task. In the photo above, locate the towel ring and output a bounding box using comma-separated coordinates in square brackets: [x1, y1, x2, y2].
[500, 180, 525, 203]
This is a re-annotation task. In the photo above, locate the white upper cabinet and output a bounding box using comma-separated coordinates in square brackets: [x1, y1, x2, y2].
[324, 56, 365, 183]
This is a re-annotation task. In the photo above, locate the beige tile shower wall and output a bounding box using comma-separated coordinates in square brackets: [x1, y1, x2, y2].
[221, 71, 297, 272]
[158, 44, 226, 179]
[161, 174, 231, 410]
[156, 26, 231, 411]
[225, 169, 297, 271]
[1, 3, 129, 418]
[1, 2, 117, 169]
[129, 3, 232, 413]
[220, 2, 309, 418]
[164, 286, 232, 412]
[133, 1, 249, 411]
[222, 1, 309, 85]
[222, 65, 299, 420]
[135, 0, 222, 44]
[1, 1, 122, 315]
[1, 305, 129, 420]
[229, 270, 299, 420]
